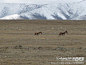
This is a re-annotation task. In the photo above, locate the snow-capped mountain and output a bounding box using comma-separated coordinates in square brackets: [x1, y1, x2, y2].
[0, 0, 86, 20]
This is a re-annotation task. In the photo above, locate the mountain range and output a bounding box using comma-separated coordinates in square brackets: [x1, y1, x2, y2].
[0, 0, 86, 20]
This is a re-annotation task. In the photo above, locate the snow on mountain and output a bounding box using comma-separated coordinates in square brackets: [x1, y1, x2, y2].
[0, 3, 44, 18]
[0, 14, 22, 20]
[0, 0, 86, 20]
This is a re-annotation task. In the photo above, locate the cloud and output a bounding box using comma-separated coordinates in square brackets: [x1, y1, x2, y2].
[0, 0, 83, 4]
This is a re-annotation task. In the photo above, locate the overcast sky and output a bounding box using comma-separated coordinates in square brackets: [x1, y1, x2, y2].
[0, 0, 83, 4]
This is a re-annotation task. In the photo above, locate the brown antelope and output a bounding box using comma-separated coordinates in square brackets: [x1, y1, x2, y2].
[59, 31, 68, 36]
[34, 32, 42, 35]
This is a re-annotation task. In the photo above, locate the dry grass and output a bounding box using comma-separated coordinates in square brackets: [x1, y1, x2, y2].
[0, 20, 86, 65]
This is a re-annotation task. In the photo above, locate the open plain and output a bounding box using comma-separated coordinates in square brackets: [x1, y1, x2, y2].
[0, 20, 86, 65]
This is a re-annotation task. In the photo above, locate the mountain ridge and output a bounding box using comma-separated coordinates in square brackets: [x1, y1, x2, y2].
[0, 0, 86, 20]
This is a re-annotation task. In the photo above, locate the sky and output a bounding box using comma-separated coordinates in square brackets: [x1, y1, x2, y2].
[0, 0, 83, 4]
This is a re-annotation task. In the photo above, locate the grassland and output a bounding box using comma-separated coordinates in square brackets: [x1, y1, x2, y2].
[0, 20, 86, 65]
